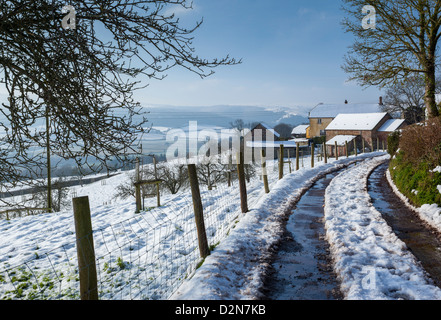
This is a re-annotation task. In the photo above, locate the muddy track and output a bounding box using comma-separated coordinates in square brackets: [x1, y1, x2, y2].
[262, 168, 347, 300]
[368, 162, 441, 289]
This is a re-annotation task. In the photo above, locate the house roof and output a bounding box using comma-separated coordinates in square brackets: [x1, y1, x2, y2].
[309, 103, 383, 119]
[378, 119, 406, 132]
[246, 140, 308, 148]
[326, 135, 357, 146]
[291, 125, 309, 135]
[257, 122, 280, 137]
[325, 113, 388, 131]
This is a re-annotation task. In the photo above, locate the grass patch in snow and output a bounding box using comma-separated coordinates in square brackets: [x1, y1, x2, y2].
[390, 149, 441, 207]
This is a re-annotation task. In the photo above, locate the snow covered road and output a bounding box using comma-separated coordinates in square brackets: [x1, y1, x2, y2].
[174, 154, 441, 300]
[172, 153, 386, 300]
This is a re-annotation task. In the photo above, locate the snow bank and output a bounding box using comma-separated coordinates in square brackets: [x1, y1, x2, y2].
[325, 156, 441, 300]
[172, 153, 385, 300]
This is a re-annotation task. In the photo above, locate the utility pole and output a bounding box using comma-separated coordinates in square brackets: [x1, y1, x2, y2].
[46, 106, 52, 213]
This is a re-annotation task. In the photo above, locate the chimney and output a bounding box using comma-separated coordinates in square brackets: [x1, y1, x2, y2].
[379, 96, 383, 105]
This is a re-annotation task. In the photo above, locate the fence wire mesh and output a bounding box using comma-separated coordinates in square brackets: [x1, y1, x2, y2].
[0, 161, 280, 300]
[0, 144, 336, 301]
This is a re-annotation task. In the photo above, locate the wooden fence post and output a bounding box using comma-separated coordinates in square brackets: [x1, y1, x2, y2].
[311, 143, 315, 168]
[228, 153, 232, 187]
[278, 144, 284, 180]
[335, 141, 339, 160]
[153, 157, 160, 207]
[73, 196, 98, 300]
[261, 149, 270, 194]
[135, 158, 142, 213]
[296, 143, 300, 170]
[155, 182, 161, 207]
[323, 142, 328, 164]
[362, 139, 365, 153]
[377, 137, 380, 152]
[236, 152, 249, 213]
[317, 146, 320, 163]
[345, 141, 348, 158]
[187, 164, 210, 259]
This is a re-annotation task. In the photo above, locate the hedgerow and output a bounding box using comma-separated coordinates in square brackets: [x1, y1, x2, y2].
[389, 117, 441, 207]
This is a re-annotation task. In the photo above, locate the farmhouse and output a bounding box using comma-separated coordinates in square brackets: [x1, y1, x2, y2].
[325, 112, 406, 157]
[291, 124, 310, 139]
[308, 98, 384, 138]
[245, 123, 308, 160]
[243, 122, 280, 142]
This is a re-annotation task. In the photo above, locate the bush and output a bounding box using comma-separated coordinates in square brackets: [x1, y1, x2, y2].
[390, 154, 441, 206]
[312, 136, 326, 145]
[398, 117, 441, 166]
[387, 130, 400, 155]
[389, 118, 441, 207]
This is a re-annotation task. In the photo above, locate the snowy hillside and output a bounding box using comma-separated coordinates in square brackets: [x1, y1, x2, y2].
[2, 151, 441, 300]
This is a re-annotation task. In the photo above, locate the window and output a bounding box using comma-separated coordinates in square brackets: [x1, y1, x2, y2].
[317, 118, 322, 124]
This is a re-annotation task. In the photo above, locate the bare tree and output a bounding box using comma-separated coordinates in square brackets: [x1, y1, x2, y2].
[274, 123, 293, 140]
[157, 163, 188, 194]
[229, 119, 246, 134]
[0, 0, 239, 205]
[31, 177, 70, 212]
[196, 156, 225, 190]
[342, 0, 441, 118]
[143, 161, 189, 194]
[382, 76, 431, 123]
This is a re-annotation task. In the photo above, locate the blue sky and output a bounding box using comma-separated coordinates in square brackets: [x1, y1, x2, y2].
[135, 0, 384, 114]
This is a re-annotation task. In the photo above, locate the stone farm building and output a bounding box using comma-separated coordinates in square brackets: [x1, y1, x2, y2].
[244, 123, 308, 160]
[244, 122, 280, 142]
[308, 98, 385, 138]
[325, 112, 406, 157]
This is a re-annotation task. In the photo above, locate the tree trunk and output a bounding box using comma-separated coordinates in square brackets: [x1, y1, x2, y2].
[45, 107, 52, 213]
[424, 56, 439, 119]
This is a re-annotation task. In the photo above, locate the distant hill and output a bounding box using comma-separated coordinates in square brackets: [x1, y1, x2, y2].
[141, 104, 310, 129]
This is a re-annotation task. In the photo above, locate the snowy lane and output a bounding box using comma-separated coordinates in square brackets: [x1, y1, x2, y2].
[172, 153, 385, 300]
[324, 156, 441, 300]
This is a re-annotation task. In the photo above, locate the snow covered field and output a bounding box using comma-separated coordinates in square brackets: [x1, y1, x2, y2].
[2, 151, 438, 300]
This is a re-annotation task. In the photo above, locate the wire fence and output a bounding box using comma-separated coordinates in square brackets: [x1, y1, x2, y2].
[0, 144, 387, 300]
[0, 162, 265, 300]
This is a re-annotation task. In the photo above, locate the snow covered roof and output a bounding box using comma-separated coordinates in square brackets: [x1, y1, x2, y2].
[291, 125, 309, 135]
[326, 135, 357, 146]
[378, 119, 406, 132]
[309, 103, 383, 118]
[246, 140, 307, 148]
[258, 123, 280, 137]
[326, 113, 388, 131]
